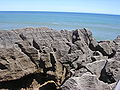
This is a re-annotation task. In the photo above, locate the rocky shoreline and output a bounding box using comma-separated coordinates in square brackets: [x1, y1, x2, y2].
[0, 27, 119, 90]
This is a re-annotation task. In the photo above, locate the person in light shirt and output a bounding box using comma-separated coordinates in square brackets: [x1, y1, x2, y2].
[115, 80, 120, 90]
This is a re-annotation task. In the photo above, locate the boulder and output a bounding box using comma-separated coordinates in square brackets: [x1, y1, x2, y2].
[62, 73, 111, 90]
[95, 41, 116, 59]
[99, 59, 120, 84]
[86, 60, 107, 77]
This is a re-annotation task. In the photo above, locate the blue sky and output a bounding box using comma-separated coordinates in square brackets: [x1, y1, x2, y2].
[0, 0, 120, 15]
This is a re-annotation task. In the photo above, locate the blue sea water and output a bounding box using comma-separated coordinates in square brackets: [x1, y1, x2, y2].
[0, 11, 120, 40]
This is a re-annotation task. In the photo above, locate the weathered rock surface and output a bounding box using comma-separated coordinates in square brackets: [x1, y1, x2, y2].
[0, 27, 119, 90]
[62, 73, 111, 90]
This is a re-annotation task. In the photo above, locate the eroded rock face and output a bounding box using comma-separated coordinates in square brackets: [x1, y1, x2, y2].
[62, 73, 111, 90]
[99, 59, 120, 84]
[0, 27, 71, 90]
[0, 27, 119, 90]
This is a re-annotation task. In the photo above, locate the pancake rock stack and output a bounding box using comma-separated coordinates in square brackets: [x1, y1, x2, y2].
[0, 27, 119, 90]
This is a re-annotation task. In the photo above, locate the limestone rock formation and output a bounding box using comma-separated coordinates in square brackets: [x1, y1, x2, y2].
[62, 73, 111, 90]
[0, 27, 119, 90]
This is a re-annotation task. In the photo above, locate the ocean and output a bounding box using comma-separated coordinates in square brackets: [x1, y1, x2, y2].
[0, 11, 120, 40]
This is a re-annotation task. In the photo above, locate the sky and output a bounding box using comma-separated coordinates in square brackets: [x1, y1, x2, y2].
[0, 0, 120, 15]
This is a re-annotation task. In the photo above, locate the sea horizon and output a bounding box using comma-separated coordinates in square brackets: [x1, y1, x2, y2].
[0, 11, 120, 16]
[0, 11, 120, 40]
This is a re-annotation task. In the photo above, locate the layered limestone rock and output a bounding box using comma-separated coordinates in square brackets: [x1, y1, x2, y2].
[62, 73, 111, 90]
[0, 27, 119, 90]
